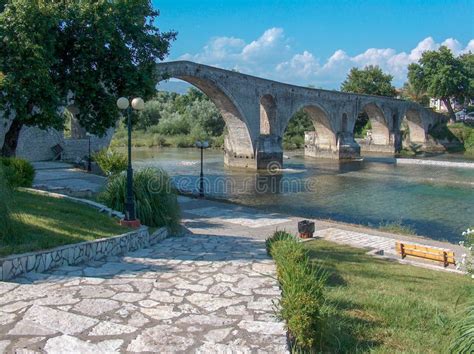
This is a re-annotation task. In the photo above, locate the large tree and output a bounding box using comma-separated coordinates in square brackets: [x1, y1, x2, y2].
[0, 0, 176, 157]
[399, 81, 429, 106]
[459, 52, 474, 103]
[341, 65, 397, 97]
[408, 46, 470, 121]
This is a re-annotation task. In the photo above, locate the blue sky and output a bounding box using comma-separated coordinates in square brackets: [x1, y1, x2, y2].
[153, 0, 474, 88]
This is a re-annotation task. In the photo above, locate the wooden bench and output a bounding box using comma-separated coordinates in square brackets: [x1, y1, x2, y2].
[395, 242, 456, 267]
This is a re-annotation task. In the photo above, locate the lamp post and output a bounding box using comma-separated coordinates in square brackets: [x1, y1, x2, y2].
[195, 140, 209, 198]
[85, 132, 92, 172]
[116, 96, 145, 227]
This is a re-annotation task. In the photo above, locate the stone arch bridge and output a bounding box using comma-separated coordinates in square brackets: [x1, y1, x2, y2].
[157, 61, 443, 170]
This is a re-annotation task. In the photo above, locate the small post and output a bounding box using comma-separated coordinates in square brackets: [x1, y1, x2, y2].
[200, 145, 204, 198]
[87, 133, 92, 172]
[195, 140, 209, 198]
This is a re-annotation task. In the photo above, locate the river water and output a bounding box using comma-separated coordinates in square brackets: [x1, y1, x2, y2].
[132, 147, 474, 243]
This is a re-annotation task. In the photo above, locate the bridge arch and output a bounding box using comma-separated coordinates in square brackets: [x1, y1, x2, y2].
[157, 72, 255, 165]
[359, 103, 390, 145]
[260, 94, 277, 135]
[403, 108, 426, 143]
[289, 104, 337, 152]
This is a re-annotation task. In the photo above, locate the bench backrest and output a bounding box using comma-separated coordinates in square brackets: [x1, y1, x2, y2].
[396, 242, 455, 266]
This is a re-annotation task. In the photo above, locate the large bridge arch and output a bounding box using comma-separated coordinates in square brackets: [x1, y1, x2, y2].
[156, 64, 256, 168]
[161, 75, 253, 160]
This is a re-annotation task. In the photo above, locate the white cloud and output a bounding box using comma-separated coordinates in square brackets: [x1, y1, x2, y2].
[241, 28, 285, 60]
[175, 29, 473, 88]
[276, 51, 319, 78]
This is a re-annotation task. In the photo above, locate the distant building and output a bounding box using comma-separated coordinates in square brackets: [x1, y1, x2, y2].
[429, 98, 462, 112]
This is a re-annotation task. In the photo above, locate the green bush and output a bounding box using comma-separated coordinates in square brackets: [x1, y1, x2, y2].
[156, 113, 190, 135]
[449, 300, 474, 353]
[92, 149, 127, 176]
[266, 231, 327, 351]
[447, 122, 474, 154]
[0, 167, 15, 241]
[0, 157, 35, 188]
[379, 220, 417, 235]
[99, 168, 180, 231]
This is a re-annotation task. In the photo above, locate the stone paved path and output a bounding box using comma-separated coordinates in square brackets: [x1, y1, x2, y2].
[0, 231, 287, 353]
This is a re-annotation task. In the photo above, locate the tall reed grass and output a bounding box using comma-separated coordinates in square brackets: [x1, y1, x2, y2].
[99, 168, 180, 231]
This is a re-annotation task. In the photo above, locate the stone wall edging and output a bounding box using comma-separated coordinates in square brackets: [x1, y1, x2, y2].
[0, 226, 169, 281]
[1, 188, 171, 281]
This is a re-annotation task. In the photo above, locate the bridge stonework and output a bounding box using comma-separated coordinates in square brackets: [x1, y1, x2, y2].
[157, 61, 444, 170]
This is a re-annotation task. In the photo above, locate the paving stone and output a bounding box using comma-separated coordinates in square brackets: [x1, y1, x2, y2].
[0, 312, 17, 326]
[149, 289, 183, 303]
[127, 325, 194, 352]
[78, 286, 115, 298]
[111, 292, 146, 303]
[12, 305, 98, 335]
[204, 327, 233, 343]
[238, 320, 286, 335]
[140, 306, 182, 320]
[44, 335, 122, 353]
[176, 314, 236, 327]
[89, 321, 137, 336]
[73, 299, 120, 317]
[0, 340, 10, 353]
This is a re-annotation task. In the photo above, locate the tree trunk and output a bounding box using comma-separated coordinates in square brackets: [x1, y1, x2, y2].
[1, 120, 24, 157]
[442, 97, 456, 123]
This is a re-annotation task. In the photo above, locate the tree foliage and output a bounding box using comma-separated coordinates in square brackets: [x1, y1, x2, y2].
[0, 0, 176, 156]
[408, 46, 471, 119]
[399, 81, 429, 106]
[341, 65, 397, 97]
[135, 88, 225, 138]
[283, 110, 313, 149]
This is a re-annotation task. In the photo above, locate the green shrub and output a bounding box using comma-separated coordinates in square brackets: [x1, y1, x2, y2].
[0, 157, 35, 188]
[266, 231, 327, 351]
[379, 220, 417, 235]
[449, 300, 474, 353]
[173, 135, 195, 148]
[92, 149, 127, 176]
[99, 168, 180, 231]
[156, 113, 190, 135]
[0, 167, 15, 241]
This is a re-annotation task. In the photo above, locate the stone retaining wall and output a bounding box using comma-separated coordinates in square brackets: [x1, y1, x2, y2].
[0, 227, 169, 281]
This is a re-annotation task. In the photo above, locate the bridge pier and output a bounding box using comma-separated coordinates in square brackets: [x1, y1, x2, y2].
[255, 135, 283, 170]
[304, 131, 361, 160]
[223, 134, 283, 170]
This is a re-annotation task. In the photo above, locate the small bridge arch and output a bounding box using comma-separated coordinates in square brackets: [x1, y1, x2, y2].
[359, 102, 390, 145]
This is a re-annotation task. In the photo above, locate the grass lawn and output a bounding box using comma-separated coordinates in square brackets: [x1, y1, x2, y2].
[0, 190, 127, 257]
[305, 239, 472, 353]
